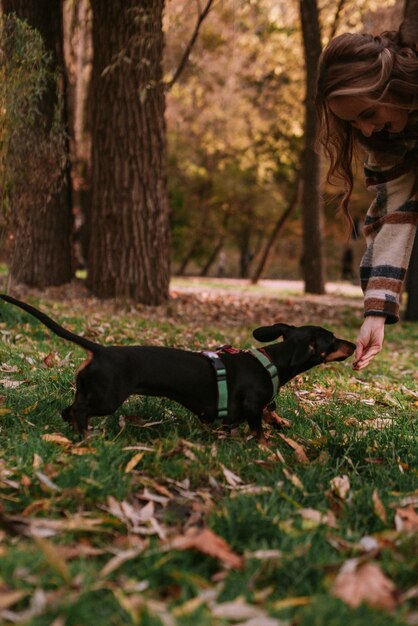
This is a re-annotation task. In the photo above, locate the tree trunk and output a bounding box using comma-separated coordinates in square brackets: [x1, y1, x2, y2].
[251, 179, 301, 284]
[176, 239, 200, 276]
[200, 241, 224, 277]
[2, 0, 73, 287]
[299, 0, 325, 294]
[63, 0, 93, 269]
[87, 0, 170, 304]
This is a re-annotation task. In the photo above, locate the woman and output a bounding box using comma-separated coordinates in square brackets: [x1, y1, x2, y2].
[315, 28, 418, 370]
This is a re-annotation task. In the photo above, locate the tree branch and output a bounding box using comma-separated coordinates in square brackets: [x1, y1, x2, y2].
[327, 0, 347, 42]
[165, 0, 215, 91]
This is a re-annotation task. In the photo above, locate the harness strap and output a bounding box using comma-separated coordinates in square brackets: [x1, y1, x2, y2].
[201, 347, 280, 421]
[248, 348, 279, 398]
[201, 351, 228, 419]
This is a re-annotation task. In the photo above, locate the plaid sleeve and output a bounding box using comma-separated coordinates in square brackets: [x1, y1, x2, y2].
[360, 150, 418, 324]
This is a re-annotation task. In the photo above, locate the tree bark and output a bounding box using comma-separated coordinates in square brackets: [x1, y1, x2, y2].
[251, 179, 301, 284]
[2, 0, 73, 287]
[299, 0, 325, 294]
[87, 0, 170, 304]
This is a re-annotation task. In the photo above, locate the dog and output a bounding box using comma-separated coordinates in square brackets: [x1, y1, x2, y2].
[0, 294, 355, 439]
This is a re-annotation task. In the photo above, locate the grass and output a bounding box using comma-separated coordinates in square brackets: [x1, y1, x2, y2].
[0, 287, 417, 625]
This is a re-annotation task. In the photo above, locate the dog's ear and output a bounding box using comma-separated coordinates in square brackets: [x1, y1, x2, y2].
[253, 323, 294, 343]
[290, 341, 315, 367]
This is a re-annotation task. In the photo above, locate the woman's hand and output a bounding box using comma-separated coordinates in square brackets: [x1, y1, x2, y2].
[353, 316, 386, 370]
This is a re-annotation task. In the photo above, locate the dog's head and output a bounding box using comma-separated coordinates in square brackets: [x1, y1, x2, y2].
[253, 323, 355, 372]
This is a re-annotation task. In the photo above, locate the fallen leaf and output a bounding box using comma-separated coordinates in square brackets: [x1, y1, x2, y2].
[331, 560, 397, 610]
[245, 549, 283, 560]
[271, 596, 311, 610]
[43, 352, 57, 368]
[0, 590, 27, 610]
[125, 452, 144, 473]
[330, 475, 350, 500]
[41, 434, 72, 447]
[0, 379, 24, 388]
[70, 447, 96, 455]
[262, 408, 292, 428]
[33, 453, 43, 470]
[171, 527, 244, 569]
[211, 597, 267, 620]
[34, 536, 72, 583]
[100, 546, 145, 577]
[372, 489, 387, 525]
[298, 508, 337, 529]
[35, 471, 61, 493]
[282, 468, 305, 492]
[235, 616, 282, 626]
[221, 465, 243, 487]
[395, 506, 418, 532]
[278, 434, 309, 463]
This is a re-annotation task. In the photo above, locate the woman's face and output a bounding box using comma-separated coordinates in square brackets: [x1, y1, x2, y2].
[328, 95, 409, 136]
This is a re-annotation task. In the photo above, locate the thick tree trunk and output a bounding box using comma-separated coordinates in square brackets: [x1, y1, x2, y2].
[2, 0, 73, 287]
[87, 0, 170, 304]
[300, 0, 325, 294]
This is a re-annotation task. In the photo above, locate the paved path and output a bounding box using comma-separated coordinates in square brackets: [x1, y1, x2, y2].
[171, 276, 363, 300]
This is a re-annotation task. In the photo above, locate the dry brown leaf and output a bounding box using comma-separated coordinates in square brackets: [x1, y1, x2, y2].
[124, 452, 144, 473]
[0, 589, 27, 610]
[298, 508, 337, 529]
[331, 560, 397, 610]
[262, 408, 292, 428]
[372, 489, 387, 525]
[211, 597, 267, 620]
[0, 379, 24, 388]
[43, 352, 57, 368]
[34, 536, 72, 583]
[70, 447, 96, 456]
[100, 546, 145, 577]
[282, 468, 305, 492]
[271, 596, 311, 610]
[395, 505, 418, 532]
[330, 475, 350, 500]
[171, 527, 244, 569]
[221, 465, 243, 487]
[278, 434, 309, 463]
[41, 434, 72, 447]
[2, 513, 106, 537]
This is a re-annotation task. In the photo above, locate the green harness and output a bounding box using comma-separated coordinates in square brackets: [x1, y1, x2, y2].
[202, 348, 279, 420]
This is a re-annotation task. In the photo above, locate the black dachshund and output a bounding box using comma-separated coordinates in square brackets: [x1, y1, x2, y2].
[0, 294, 355, 438]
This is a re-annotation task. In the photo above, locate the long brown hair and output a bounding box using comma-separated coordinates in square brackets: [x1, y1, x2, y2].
[315, 30, 418, 220]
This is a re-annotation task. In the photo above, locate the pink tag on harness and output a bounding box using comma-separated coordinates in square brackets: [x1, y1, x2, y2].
[216, 344, 241, 354]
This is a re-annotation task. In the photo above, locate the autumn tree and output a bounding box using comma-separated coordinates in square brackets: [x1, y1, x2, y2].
[87, 0, 170, 304]
[1, 1, 72, 287]
[299, 0, 325, 294]
[166, 1, 305, 277]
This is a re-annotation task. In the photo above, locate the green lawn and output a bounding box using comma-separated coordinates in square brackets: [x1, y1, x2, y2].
[0, 288, 417, 625]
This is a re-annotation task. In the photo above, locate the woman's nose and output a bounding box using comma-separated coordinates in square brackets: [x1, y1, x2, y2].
[354, 120, 377, 137]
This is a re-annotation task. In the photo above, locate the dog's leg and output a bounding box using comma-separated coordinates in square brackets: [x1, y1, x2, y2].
[240, 393, 267, 443]
[61, 378, 92, 434]
[62, 398, 89, 434]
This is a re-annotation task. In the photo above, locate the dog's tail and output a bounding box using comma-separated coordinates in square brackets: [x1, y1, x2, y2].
[0, 294, 101, 353]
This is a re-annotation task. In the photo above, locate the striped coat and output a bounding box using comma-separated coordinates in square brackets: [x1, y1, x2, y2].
[359, 113, 418, 323]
